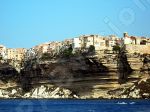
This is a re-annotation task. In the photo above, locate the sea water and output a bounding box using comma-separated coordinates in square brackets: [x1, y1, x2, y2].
[0, 99, 150, 112]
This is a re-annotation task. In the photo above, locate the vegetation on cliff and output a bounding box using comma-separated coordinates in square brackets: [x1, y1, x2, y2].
[117, 46, 133, 84]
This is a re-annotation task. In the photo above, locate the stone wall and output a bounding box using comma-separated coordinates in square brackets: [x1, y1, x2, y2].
[125, 45, 150, 54]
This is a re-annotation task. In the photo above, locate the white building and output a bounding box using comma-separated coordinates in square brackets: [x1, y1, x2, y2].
[109, 40, 116, 47]
[73, 37, 81, 48]
[94, 36, 107, 50]
[73, 35, 120, 51]
[42, 46, 49, 53]
[123, 32, 136, 45]
[83, 35, 95, 48]
[108, 35, 119, 47]
[124, 36, 133, 45]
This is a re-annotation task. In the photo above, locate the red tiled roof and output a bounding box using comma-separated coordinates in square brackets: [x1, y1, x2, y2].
[130, 36, 136, 40]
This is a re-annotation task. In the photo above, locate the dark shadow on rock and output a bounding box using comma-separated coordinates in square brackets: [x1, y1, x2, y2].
[117, 47, 133, 84]
[19, 55, 109, 97]
[141, 55, 150, 75]
[0, 63, 19, 83]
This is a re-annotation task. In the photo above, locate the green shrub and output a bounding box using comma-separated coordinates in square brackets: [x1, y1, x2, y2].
[40, 53, 52, 60]
[88, 45, 95, 53]
[0, 56, 3, 60]
[113, 45, 120, 53]
[61, 44, 73, 58]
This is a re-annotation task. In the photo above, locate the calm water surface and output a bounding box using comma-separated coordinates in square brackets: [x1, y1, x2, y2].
[0, 99, 150, 112]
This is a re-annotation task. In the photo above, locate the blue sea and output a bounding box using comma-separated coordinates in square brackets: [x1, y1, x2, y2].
[0, 99, 150, 112]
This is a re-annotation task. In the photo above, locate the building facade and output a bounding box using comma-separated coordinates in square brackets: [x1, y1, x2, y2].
[73, 34, 119, 51]
[6, 48, 26, 61]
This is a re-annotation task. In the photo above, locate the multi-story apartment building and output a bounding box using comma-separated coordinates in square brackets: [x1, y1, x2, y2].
[6, 48, 26, 61]
[80, 35, 95, 48]
[25, 41, 64, 60]
[73, 37, 81, 49]
[123, 32, 150, 54]
[6, 48, 16, 60]
[63, 39, 73, 46]
[107, 35, 120, 50]
[123, 32, 150, 45]
[40, 41, 63, 54]
[5, 48, 26, 70]
[94, 36, 107, 50]
[73, 34, 119, 51]
[41, 43, 50, 53]
[16, 48, 26, 61]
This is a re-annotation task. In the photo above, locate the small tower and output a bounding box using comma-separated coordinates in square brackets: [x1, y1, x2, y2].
[123, 32, 128, 38]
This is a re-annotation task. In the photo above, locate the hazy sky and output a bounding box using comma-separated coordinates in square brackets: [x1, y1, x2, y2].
[0, 0, 150, 48]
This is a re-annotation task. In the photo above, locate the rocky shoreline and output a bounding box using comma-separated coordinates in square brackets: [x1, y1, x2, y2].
[0, 85, 78, 99]
[0, 76, 150, 99]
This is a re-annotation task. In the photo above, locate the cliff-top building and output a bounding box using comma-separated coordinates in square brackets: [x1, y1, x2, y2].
[123, 32, 150, 54]
[6, 48, 26, 61]
[123, 32, 149, 45]
[73, 34, 119, 51]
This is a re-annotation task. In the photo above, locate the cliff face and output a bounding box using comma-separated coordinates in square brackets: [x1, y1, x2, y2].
[0, 54, 150, 99]
[117, 51, 133, 84]
[120, 55, 150, 99]
[141, 56, 150, 73]
[121, 77, 150, 99]
[105, 73, 150, 99]
[0, 62, 78, 98]
[23, 56, 108, 77]
[0, 56, 108, 99]
[20, 56, 108, 92]
[0, 63, 19, 82]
